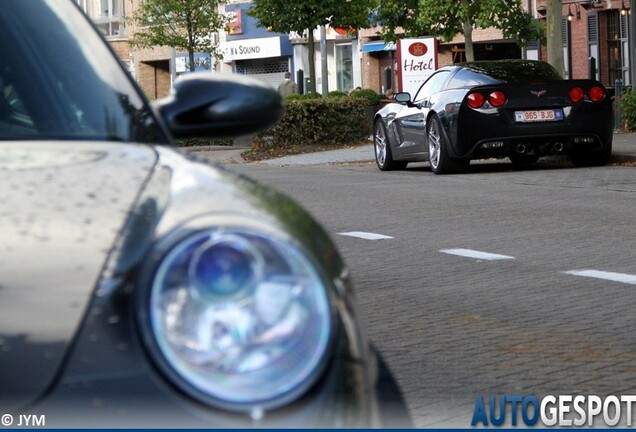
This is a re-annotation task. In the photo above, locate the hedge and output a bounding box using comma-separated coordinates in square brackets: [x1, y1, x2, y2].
[253, 96, 372, 148]
[619, 87, 636, 132]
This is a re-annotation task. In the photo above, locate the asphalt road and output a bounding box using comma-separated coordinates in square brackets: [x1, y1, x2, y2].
[223, 157, 636, 428]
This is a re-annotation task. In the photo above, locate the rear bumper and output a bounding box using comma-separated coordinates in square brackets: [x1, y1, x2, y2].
[452, 102, 613, 159]
[466, 133, 612, 160]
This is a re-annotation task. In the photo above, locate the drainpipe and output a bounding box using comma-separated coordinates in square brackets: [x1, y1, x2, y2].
[631, 0, 636, 87]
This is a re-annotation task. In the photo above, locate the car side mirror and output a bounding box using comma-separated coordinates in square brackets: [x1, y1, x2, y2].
[154, 73, 284, 139]
[394, 92, 412, 105]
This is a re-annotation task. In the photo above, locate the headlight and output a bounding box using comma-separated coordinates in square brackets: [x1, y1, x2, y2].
[138, 227, 334, 413]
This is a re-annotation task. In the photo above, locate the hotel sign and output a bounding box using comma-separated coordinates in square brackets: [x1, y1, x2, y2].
[397, 37, 438, 96]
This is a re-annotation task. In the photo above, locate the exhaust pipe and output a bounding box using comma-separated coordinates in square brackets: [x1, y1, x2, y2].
[516, 144, 527, 154]
[553, 142, 564, 153]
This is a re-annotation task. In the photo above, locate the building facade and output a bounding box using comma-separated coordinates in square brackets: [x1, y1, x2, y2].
[76, 0, 633, 98]
[535, 0, 632, 89]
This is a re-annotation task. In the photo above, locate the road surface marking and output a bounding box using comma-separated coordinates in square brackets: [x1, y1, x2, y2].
[337, 231, 393, 240]
[564, 270, 636, 285]
[440, 248, 515, 261]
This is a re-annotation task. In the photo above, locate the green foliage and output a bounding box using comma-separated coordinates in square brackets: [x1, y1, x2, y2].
[247, 0, 376, 35]
[375, 0, 543, 47]
[350, 88, 381, 106]
[285, 92, 322, 100]
[618, 88, 636, 132]
[128, 0, 227, 71]
[252, 97, 371, 148]
[328, 90, 349, 98]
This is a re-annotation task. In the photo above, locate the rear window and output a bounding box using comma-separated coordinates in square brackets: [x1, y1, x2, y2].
[457, 60, 563, 84]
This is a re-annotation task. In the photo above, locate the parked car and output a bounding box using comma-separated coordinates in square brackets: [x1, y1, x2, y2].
[0, 0, 411, 428]
[374, 60, 613, 174]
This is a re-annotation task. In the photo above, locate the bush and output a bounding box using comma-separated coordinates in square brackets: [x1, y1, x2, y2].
[253, 97, 371, 149]
[285, 92, 321, 100]
[618, 87, 636, 131]
[328, 90, 349, 98]
[349, 88, 381, 106]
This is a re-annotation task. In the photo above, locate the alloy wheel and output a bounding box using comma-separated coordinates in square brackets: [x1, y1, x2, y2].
[427, 120, 441, 171]
[374, 122, 387, 167]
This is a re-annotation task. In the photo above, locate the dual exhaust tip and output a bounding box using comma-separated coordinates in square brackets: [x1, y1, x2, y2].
[516, 142, 564, 154]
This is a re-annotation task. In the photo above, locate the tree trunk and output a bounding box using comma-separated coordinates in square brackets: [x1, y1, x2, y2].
[307, 28, 316, 93]
[547, 0, 566, 78]
[189, 50, 195, 73]
[463, 18, 474, 62]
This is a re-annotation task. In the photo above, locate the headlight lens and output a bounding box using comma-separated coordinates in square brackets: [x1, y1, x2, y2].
[144, 228, 333, 411]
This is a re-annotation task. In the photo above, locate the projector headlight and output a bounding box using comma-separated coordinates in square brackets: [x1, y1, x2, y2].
[138, 227, 334, 412]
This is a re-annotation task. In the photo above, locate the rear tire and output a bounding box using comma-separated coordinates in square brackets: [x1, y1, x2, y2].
[427, 115, 468, 174]
[374, 120, 407, 171]
[570, 141, 612, 167]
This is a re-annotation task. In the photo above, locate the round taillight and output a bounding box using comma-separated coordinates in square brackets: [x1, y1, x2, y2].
[467, 92, 485, 109]
[489, 91, 507, 107]
[588, 86, 605, 102]
[569, 87, 585, 103]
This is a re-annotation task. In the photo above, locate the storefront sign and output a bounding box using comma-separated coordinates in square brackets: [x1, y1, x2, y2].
[397, 37, 437, 96]
[221, 36, 282, 62]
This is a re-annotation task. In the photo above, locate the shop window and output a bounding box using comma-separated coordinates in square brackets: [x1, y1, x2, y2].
[336, 44, 353, 92]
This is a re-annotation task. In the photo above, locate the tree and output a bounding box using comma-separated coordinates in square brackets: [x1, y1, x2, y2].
[546, 0, 566, 77]
[248, 0, 376, 93]
[375, 0, 543, 62]
[129, 0, 227, 73]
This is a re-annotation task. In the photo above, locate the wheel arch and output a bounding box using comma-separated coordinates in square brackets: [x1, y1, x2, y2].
[426, 110, 460, 158]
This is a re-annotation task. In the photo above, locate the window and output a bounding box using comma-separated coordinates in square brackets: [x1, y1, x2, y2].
[607, 10, 629, 86]
[335, 44, 353, 93]
[414, 71, 450, 102]
[75, 0, 126, 38]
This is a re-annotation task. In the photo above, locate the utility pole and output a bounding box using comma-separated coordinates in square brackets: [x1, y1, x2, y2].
[320, 25, 328, 97]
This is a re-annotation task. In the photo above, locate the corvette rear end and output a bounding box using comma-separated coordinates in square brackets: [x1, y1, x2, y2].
[454, 80, 613, 166]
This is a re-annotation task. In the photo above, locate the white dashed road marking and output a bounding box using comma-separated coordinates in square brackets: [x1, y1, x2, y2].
[440, 248, 515, 261]
[564, 270, 636, 285]
[337, 231, 393, 240]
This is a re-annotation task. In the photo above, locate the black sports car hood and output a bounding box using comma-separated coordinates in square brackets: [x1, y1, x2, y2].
[0, 141, 157, 411]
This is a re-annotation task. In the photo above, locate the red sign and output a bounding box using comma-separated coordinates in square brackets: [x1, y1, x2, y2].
[408, 42, 428, 57]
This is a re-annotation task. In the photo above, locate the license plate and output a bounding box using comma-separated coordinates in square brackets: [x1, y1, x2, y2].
[514, 109, 564, 123]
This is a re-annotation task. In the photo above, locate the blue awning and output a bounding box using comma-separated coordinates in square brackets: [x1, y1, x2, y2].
[361, 41, 397, 53]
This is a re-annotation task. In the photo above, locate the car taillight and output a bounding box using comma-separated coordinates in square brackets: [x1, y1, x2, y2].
[489, 91, 507, 107]
[588, 86, 605, 102]
[569, 87, 585, 103]
[467, 92, 485, 109]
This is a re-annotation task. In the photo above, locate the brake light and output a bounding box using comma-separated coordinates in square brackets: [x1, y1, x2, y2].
[467, 92, 485, 109]
[569, 87, 585, 103]
[489, 91, 507, 107]
[588, 86, 605, 102]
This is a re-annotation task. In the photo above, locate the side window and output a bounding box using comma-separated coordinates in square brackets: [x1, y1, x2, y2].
[414, 71, 450, 102]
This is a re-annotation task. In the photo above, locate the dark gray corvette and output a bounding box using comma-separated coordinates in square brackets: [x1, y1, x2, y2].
[374, 60, 613, 174]
[0, 0, 410, 428]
